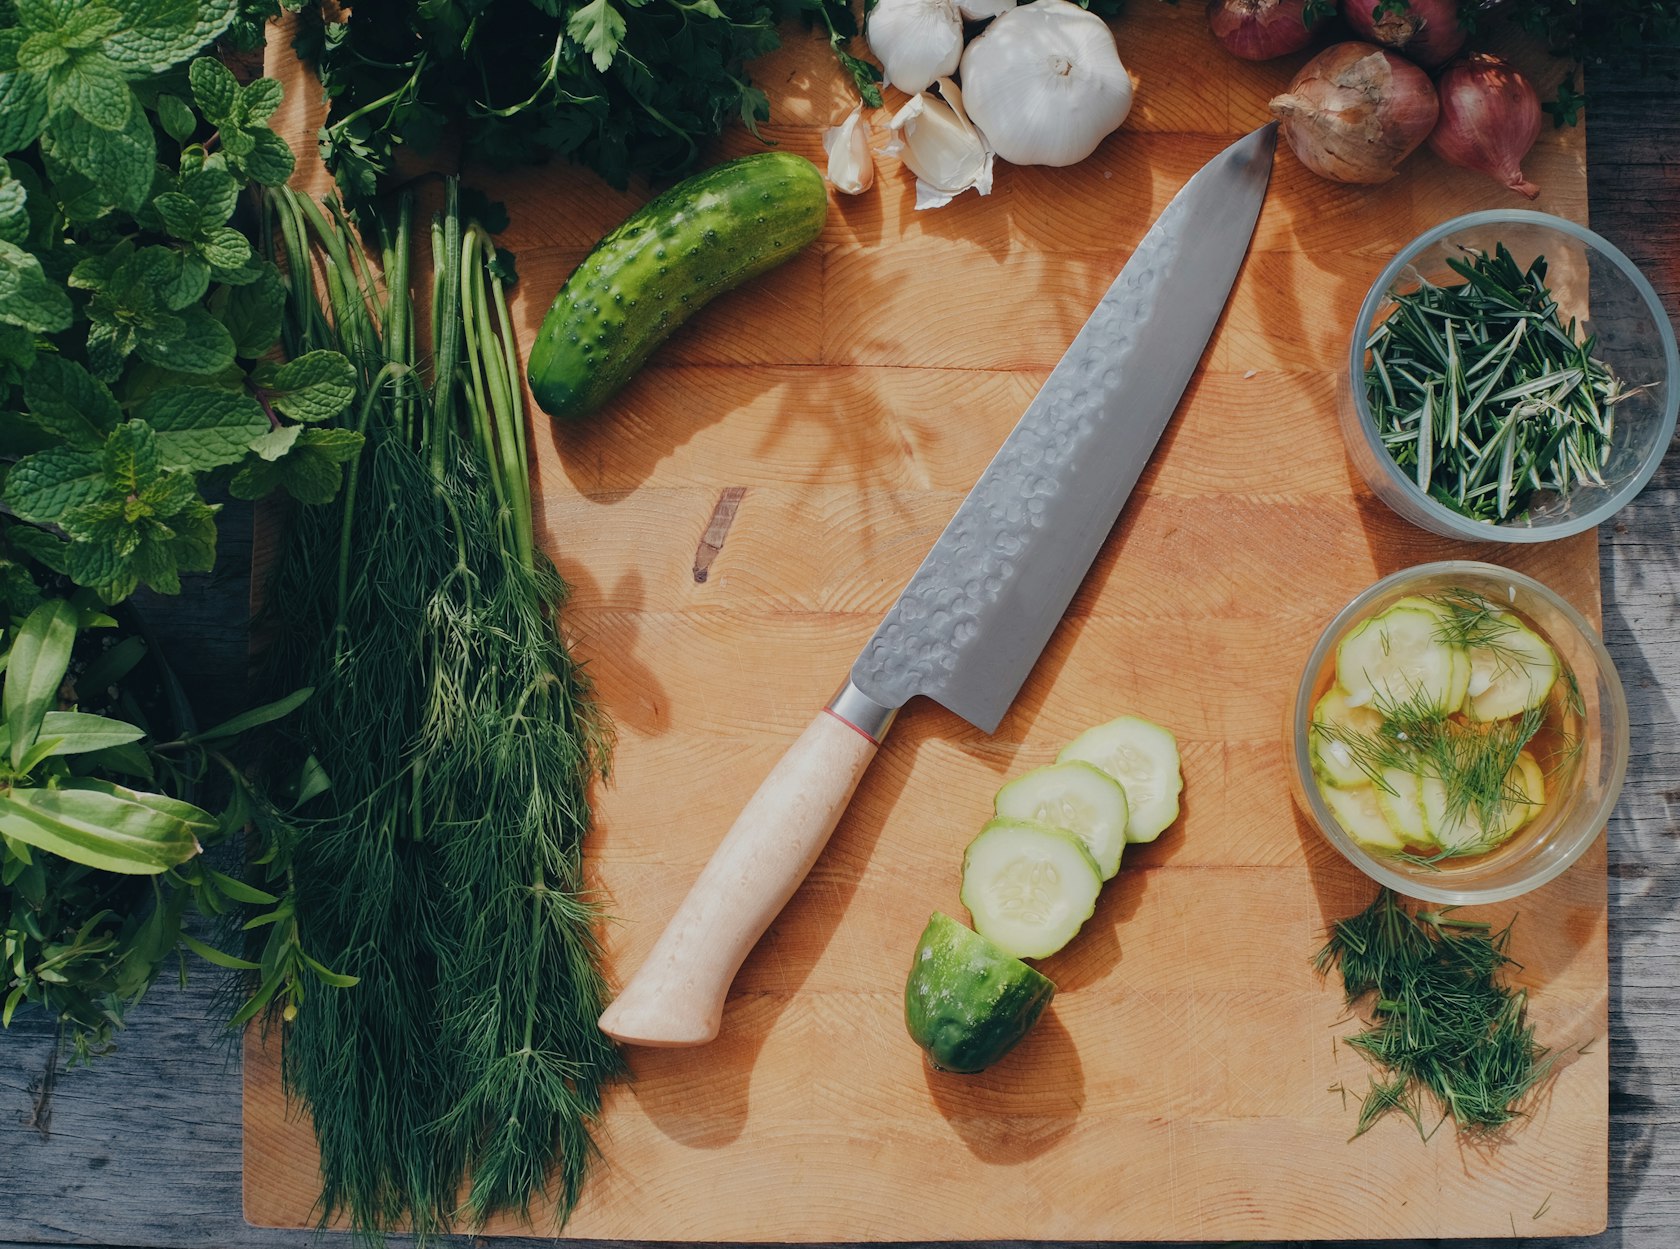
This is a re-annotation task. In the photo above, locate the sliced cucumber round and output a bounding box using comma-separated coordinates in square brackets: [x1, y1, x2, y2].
[1318, 781, 1405, 853]
[960, 818, 1102, 961]
[1309, 686, 1384, 789]
[1373, 767, 1432, 848]
[1466, 615, 1559, 722]
[904, 912, 1055, 1074]
[1335, 605, 1467, 716]
[1418, 750, 1542, 854]
[994, 761, 1129, 881]
[1056, 716, 1183, 843]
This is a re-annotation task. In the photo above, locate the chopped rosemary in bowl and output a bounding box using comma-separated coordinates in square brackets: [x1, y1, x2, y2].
[1341, 210, 1678, 542]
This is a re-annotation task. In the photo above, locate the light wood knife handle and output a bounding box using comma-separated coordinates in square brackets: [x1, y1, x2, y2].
[598, 707, 882, 1047]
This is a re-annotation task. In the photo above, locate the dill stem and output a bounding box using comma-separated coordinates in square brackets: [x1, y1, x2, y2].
[429, 181, 464, 481]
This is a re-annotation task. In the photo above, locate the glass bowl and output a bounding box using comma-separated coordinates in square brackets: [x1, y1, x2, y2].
[1287, 561, 1629, 905]
[1342, 209, 1678, 542]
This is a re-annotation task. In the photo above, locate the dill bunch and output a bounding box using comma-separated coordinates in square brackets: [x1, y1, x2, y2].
[1316, 889, 1556, 1140]
[255, 182, 623, 1240]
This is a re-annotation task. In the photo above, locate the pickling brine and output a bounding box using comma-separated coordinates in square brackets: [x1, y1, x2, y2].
[1307, 587, 1585, 866]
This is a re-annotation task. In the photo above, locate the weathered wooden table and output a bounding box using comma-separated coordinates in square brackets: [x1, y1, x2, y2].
[2, 63, 1676, 1249]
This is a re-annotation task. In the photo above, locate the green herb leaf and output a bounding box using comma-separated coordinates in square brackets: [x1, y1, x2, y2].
[52, 52, 133, 132]
[246, 423, 300, 461]
[211, 264, 283, 358]
[180, 930, 261, 969]
[0, 166, 29, 245]
[40, 100, 156, 215]
[21, 355, 122, 449]
[229, 426, 362, 504]
[156, 92, 196, 142]
[0, 71, 51, 153]
[187, 55, 238, 123]
[0, 238, 73, 331]
[2, 597, 78, 771]
[137, 305, 237, 374]
[190, 685, 313, 744]
[0, 710, 146, 759]
[254, 350, 356, 423]
[0, 777, 208, 874]
[104, 0, 237, 76]
[2, 445, 106, 522]
[137, 384, 270, 470]
[567, 0, 627, 72]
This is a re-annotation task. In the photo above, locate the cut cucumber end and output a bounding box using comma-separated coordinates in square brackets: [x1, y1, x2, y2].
[1057, 715, 1183, 844]
[961, 818, 1103, 961]
[904, 912, 1055, 1075]
[994, 760, 1129, 880]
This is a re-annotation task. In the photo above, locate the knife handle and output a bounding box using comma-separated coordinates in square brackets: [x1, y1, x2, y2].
[598, 688, 895, 1047]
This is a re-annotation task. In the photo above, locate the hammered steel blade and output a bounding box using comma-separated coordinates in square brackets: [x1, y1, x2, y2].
[847, 124, 1278, 733]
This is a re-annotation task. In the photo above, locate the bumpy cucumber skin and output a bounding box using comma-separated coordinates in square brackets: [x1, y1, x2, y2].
[904, 912, 1055, 1075]
[527, 152, 829, 420]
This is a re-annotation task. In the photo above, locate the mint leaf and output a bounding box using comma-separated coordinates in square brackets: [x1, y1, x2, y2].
[22, 355, 121, 448]
[151, 189, 201, 237]
[137, 384, 268, 470]
[567, 0, 627, 72]
[102, 419, 159, 493]
[3, 445, 105, 522]
[239, 76, 282, 126]
[0, 168, 27, 246]
[137, 305, 234, 375]
[212, 265, 282, 358]
[156, 92, 195, 143]
[199, 225, 251, 273]
[255, 350, 356, 423]
[0, 239, 72, 332]
[247, 423, 300, 461]
[187, 56, 237, 125]
[0, 71, 50, 153]
[105, 0, 236, 77]
[178, 160, 237, 224]
[85, 318, 135, 380]
[231, 427, 362, 505]
[41, 101, 155, 214]
[61, 536, 134, 601]
[235, 127, 293, 186]
[53, 52, 133, 131]
[157, 249, 209, 310]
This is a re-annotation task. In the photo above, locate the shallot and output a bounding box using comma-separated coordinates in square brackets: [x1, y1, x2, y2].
[1427, 53, 1542, 199]
[1206, 0, 1325, 62]
[1343, 0, 1466, 69]
[1269, 42, 1438, 184]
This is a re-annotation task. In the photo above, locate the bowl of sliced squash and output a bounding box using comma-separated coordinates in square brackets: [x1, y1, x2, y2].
[1289, 561, 1628, 904]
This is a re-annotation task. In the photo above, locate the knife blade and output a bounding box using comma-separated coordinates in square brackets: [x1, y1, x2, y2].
[598, 123, 1279, 1047]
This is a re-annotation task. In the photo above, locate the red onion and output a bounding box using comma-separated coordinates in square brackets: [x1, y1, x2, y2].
[1428, 53, 1542, 199]
[1343, 0, 1466, 68]
[1269, 42, 1438, 184]
[1206, 0, 1325, 61]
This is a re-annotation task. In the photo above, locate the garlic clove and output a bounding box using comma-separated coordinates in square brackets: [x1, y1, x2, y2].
[958, 0, 1134, 168]
[956, 0, 1016, 18]
[823, 104, 875, 195]
[865, 0, 964, 96]
[885, 78, 995, 210]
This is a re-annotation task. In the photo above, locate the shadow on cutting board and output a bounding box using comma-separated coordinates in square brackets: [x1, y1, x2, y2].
[924, 1009, 1084, 1162]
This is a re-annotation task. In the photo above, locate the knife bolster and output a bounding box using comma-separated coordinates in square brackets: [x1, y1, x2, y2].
[825, 679, 900, 743]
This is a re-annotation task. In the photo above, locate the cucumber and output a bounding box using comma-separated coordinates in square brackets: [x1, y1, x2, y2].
[1318, 781, 1405, 852]
[1373, 767, 1432, 848]
[1335, 605, 1466, 715]
[527, 152, 829, 420]
[1057, 716, 1183, 843]
[1465, 615, 1558, 722]
[993, 761, 1129, 880]
[904, 912, 1055, 1074]
[960, 818, 1103, 960]
[1419, 750, 1543, 854]
[1309, 686, 1384, 789]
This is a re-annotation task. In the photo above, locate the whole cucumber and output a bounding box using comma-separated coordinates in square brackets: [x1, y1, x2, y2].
[527, 152, 829, 420]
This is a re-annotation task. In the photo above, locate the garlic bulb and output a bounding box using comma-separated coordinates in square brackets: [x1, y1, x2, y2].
[884, 79, 995, 210]
[865, 0, 963, 96]
[959, 0, 1134, 167]
[823, 104, 875, 195]
[957, 0, 1016, 18]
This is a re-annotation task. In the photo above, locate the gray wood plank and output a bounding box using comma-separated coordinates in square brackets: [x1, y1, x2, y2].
[3, 49, 1678, 1249]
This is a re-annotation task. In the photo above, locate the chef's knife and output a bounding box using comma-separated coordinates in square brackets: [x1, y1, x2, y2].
[599, 123, 1279, 1047]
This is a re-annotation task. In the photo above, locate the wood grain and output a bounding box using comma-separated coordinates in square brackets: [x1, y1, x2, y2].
[228, 5, 1617, 1242]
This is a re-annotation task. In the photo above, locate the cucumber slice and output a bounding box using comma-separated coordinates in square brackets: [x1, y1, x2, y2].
[994, 761, 1129, 881]
[1466, 615, 1559, 722]
[1418, 752, 1541, 854]
[1335, 605, 1466, 715]
[1373, 767, 1432, 848]
[1310, 687, 1384, 789]
[1318, 781, 1405, 852]
[1511, 750, 1546, 832]
[960, 818, 1103, 960]
[904, 912, 1055, 1074]
[1390, 596, 1470, 711]
[1057, 716, 1183, 843]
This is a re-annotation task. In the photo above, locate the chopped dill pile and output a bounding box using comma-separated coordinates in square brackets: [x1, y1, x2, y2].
[1316, 889, 1556, 1139]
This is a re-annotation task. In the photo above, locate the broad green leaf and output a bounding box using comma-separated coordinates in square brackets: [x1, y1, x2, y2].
[178, 160, 237, 224]
[14, 33, 66, 76]
[205, 866, 278, 905]
[187, 55, 237, 124]
[156, 92, 196, 143]
[0, 710, 145, 758]
[199, 225, 251, 273]
[53, 52, 133, 131]
[190, 685, 312, 744]
[137, 306, 235, 374]
[246, 424, 299, 461]
[150, 189, 201, 238]
[2, 445, 104, 524]
[180, 931, 260, 970]
[62, 537, 136, 602]
[41, 101, 155, 214]
[0, 168, 27, 246]
[0, 778, 208, 874]
[157, 249, 210, 311]
[303, 952, 359, 989]
[138, 385, 268, 471]
[230, 427, 362, 505]
[257, 350, 356, 423]
[211, 264, 282, 358]
[102, 419, 159, 492]
[21, 355, 121, 449]
[0, 239, 72, 332]
[238, 76, 282, 125]
[104, 0, 236, 76]
[60, 5, 125, 47]
[235, 128, 294, 186]
[567, 0, 626, 72]
[0, 72, 49, 154]
[3, 597, 77, 771]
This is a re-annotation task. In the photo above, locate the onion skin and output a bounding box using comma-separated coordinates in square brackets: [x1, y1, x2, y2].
[1428, 53, 1542, 199]
[1206, 0, 1324, 61]
[1268, 42, 1438, 184]
[1343, 0, 1466, 68]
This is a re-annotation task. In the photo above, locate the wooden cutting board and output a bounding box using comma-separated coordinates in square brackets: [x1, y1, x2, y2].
[244, 6, 1608, 1239]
